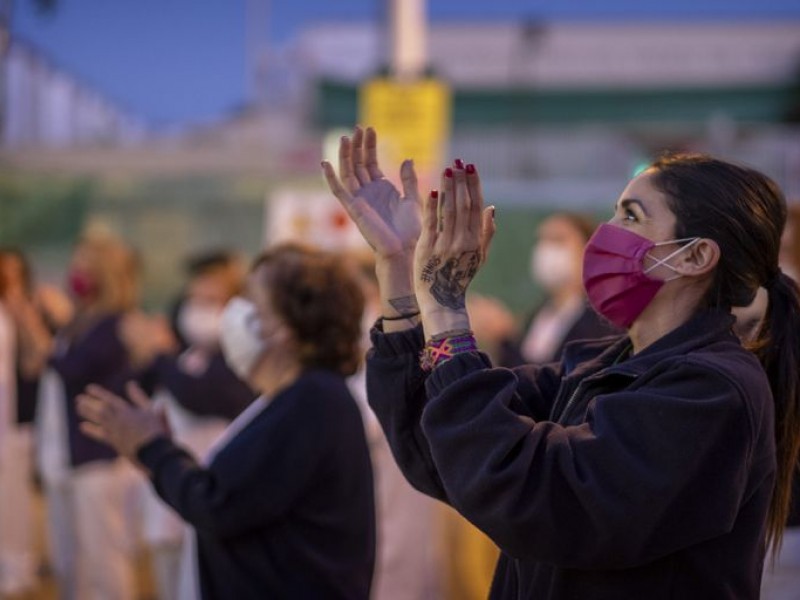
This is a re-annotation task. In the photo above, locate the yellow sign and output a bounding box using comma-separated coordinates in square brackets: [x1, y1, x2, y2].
[359, 78, 451, 176]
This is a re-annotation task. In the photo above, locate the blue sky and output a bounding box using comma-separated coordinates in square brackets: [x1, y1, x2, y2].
[12, 0, 800, 126]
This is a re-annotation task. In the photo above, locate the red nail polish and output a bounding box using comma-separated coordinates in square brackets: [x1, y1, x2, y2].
[444, 168, 453, 178]
[431, 190, 439, 199]
[454, 158, 465, 169]
[466, 163, 476, 174]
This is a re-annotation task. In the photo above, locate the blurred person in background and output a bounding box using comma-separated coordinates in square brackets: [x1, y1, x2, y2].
[348, 250, 446, 600]
[0, 253, 26, 596]
[119, 250, 256, 600]
[0, 248, 72, 596]
[78, 243, 376, 600]
[35, 232, 146, 600]
[499, 212, 619, 367]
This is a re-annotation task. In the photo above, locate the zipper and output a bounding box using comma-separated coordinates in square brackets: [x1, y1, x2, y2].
[558, 382, 584, 424]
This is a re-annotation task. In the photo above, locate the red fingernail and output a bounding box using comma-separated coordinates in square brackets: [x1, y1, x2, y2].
[445, 168, 453, 178]
[454, 158, 465, 169]
[466, 163, 476, 174]
[431, 190, 439, 199]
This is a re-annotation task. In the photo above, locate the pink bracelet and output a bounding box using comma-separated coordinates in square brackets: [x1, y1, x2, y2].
[420, 331, 478, 372]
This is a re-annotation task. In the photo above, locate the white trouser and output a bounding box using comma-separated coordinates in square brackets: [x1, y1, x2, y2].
[45, 459, 138, 600]
[762, 527, 800, 600]
[0, 424, 38, 595]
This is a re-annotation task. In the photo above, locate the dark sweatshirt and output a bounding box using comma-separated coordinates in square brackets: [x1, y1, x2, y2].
[137, 369, 376, 600]
[367, 310, 776, 599]
[51, 313, 149, 467]
[152, 351, 255, 421]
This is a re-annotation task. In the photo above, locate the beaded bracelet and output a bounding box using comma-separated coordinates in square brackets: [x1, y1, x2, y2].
[420, 331, 478, 372]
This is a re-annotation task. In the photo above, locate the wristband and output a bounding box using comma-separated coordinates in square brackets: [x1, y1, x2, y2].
[420, 331, 477, 372]
[382, 311, 421, 322]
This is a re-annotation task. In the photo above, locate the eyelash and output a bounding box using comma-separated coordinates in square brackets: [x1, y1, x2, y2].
[623, 208, 638, 222]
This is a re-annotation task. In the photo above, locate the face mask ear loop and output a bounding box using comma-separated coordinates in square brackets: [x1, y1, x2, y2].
[643, 237, 702, 276]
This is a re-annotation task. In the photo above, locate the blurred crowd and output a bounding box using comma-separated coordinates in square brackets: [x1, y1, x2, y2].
[0, 202, 798, 600]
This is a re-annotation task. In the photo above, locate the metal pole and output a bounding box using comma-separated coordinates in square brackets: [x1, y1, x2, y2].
[388, 0, 427, 81]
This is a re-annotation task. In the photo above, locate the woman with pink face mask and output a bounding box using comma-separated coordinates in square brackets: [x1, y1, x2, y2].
[321, 127, 800, 600]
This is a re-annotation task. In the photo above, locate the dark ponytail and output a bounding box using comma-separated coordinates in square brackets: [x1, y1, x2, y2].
[753, 272, 800, 553]
[649, 154, 800, 554]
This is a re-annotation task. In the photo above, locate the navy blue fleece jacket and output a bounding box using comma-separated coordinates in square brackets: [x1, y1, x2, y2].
[366, 310, 776, 599]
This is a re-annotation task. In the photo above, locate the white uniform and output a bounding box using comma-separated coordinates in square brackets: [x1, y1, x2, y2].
[0, 302, 37, 595]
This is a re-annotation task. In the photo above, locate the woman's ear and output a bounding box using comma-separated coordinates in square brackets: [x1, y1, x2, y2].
[679, 238, 720, 277]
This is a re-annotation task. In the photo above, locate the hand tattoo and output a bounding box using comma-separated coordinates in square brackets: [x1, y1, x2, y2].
[428, 251, 480, 310]
[420, 256, 441, 283]
[389, 295, 419, 314]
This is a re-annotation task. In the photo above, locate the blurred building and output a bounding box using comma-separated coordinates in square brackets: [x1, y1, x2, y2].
[1, 37, 147, 148]
[287, 21, 800, 202]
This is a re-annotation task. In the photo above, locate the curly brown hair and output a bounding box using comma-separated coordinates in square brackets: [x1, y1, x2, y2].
[251, 243, 365, 376]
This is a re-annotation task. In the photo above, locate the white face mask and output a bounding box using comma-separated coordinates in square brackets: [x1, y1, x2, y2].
[178, 302, 222, 348]
[531, 243, 577, 290]
[220, 297, 267, 381]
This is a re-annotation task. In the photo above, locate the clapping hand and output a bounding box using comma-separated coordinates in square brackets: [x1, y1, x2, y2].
[414, 161, 496, 336]
[322, 126, 421, 260]
[78, 382, 169, 464]
[322, 127, 423, 326]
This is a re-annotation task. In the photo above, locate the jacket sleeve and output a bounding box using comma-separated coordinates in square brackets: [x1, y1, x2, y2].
[136, 387, 332, 539]
[365, 324, 447, 501]
[420, 353, 765, 569]
[154, 354, 254, 420]
[365, 323, 564, 503]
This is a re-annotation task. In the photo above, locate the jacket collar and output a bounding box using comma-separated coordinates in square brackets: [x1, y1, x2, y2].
[564, 309, 739, 381]
[608, 309, 738, 377]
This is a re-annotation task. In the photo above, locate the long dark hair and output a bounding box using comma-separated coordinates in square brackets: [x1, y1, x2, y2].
[650, 153, 800, 554]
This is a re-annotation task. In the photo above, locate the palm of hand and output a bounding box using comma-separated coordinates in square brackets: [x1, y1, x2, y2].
[352, 179, 421, 257]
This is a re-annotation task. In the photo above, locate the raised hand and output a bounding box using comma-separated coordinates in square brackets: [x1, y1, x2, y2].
[415, 161, 496, 336]
[119, 311, 176, 368]
[322, 127, 423, 329]
[77, 382, 169, 462]
[322, 126, 422, 260]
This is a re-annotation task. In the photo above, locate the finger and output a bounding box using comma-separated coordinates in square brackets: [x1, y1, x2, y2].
[79, 421, 109, 444]
[76, 395, 110, 424]
[466, 163, 484, 234]
[126, 381, 152, 411]
[157, 407, 172, 437]
[480, 206, 497, 263]
[338, 135, 360, 194]
[451, 163, 472, 247]
[364, 127, 384, 181]
[322, 161, 354, 204]
[86, 384, 131, 419]
[419, 190, 439, 249]
[351, 126, 370, 186]
[399, 159, 420, 204]
[438, 167, 457, 246]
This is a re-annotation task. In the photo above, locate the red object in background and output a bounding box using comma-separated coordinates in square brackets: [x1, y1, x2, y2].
[331, 210, 350, 230]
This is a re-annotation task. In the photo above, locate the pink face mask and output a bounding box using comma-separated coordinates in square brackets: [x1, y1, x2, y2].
[582, 224, 701, 328]
[67, 270, 98, 301]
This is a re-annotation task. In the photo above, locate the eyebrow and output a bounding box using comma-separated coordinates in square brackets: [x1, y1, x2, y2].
[617, 198, 650, 217]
